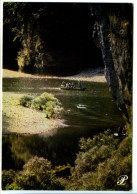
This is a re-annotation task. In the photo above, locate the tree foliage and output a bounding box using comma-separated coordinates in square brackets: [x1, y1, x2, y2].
[2, 130, 132, 190]
[3, 156, 64, 190]
[4, 2, 26, 42]
[68, 131, 132, 190]
[20, 92, 63, 118]
[3, 2, 46, 42]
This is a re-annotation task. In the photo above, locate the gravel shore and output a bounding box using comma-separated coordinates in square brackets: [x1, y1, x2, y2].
[2, 68, 106, 82]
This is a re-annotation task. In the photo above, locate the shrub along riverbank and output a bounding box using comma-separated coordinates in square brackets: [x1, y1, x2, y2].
[2, 130, 132, 190]
[2, 92, 65, 134]
[20, 92, 63, 119]
[67, 130, 132, 190]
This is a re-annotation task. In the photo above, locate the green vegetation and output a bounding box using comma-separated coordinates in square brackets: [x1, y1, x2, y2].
[19, 95, 34, 107]
[20, 92, 63, 118]
[67, 130, 132, 190]
[4, 2, 27, 42]
[3, 156, 64, 190]
[2, 130, 132, 190]
[3, 92, 64, 134]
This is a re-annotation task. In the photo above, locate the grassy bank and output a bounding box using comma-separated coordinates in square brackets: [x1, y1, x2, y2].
[2, 92, 65, 134]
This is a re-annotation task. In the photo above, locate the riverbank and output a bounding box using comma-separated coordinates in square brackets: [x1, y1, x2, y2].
[2, 92, 66, 135]
[2, 68, 106, 82]
[2, 68, 106, 134]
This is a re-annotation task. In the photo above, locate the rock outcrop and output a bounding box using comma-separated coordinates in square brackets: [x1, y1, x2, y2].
[91, 4, 133, 125]
[15, 3, 103, 75]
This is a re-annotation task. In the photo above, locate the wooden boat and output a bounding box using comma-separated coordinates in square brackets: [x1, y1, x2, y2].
[60, 87, 86, 91]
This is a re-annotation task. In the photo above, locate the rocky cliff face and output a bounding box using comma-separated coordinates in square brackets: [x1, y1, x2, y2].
[91, 4, 133, 125]
[16, 3, 103, 75]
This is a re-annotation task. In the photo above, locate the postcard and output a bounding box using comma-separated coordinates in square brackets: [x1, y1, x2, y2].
[1, 1, 136, 193]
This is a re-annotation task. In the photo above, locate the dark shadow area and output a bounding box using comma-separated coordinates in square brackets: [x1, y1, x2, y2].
[2, 136, 25, 170]
[3, 3, 104, 75]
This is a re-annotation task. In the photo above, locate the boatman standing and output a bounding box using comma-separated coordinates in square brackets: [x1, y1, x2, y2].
[78, 80, 82, 89]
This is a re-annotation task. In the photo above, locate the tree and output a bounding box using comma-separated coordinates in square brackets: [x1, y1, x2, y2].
[3, 156, 64, 190]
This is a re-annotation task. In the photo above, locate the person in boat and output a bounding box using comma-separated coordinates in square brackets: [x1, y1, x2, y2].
[71, 82, 74, 88]
[66, 83, 69, 88]
[78, 80, 82, 89]
[61, 81, 66, 87]
[68, 83, 71, 88]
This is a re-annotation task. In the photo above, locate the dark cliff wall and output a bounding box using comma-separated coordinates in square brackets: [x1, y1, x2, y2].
[91, 4, 133, 126]
[3, 3, 103, 75]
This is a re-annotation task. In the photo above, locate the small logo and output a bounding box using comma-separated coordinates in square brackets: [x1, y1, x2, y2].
[117, 175, 128, 185]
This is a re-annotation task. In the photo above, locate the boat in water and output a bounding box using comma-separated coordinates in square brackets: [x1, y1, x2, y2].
[60, 87, 86, 91]
[60, 81, 86, 91]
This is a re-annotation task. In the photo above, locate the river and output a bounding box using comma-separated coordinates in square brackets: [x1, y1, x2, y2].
[2, 77, 125, 169]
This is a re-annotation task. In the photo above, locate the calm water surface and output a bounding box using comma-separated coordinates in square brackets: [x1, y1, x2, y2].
[2, 78, 125, 169]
